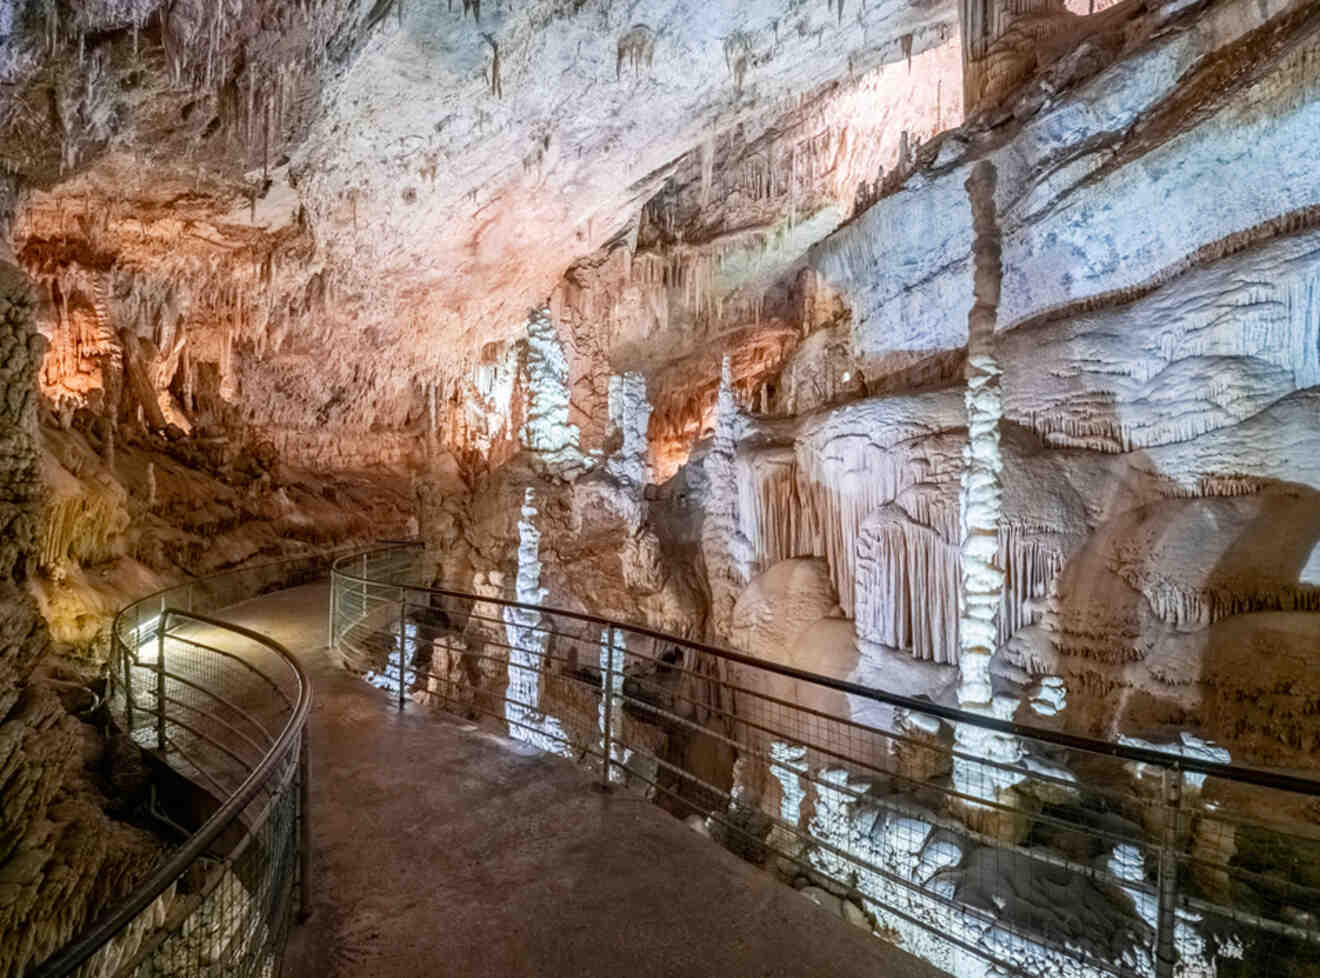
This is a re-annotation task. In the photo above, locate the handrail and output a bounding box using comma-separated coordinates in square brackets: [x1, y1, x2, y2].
[29, 610, 310, 978]
[332, 542, 1320, 800]
[27, 549, 327, 978]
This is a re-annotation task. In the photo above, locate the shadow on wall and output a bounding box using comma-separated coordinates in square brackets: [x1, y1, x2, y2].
[1036, 390, 1320, 770]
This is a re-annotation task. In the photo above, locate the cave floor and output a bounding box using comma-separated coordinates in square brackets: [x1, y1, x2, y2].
[201, 582, 947, 978]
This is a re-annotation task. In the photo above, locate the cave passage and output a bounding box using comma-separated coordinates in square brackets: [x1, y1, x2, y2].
[216, 582, 945, 978]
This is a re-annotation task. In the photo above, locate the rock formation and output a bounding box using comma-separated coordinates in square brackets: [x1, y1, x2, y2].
[0, 232, 161, 978]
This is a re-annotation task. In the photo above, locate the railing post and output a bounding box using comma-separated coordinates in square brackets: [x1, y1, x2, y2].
[155, 610, 168, 753]
[360, 553, 367, 619]
[1154, 765, 1183, 978]
[120, 632, 134, 733]
[297, 730, 311, 922]
[326, 567, 337, 649]
[599, 625, 615, 791]
[397, 589, 408, 711]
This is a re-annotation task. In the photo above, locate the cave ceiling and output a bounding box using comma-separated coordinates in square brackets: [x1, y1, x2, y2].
[3, 0, 959, 430]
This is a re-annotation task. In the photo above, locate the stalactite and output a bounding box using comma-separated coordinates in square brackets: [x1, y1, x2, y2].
[724, 33, 752, 93]
[39, 481, 128, 570]
[855, 510, 960, 664]
[734, 449, 806, 574]
[795, 440, 944, 618]
[617, 25, 656, 81]
[996, 527, 1064, 645]
[482, 33, 501, 98]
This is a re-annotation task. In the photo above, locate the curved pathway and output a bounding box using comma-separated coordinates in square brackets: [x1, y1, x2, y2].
[209, 582, 946, 978]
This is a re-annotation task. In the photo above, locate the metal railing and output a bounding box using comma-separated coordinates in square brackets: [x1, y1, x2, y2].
[29, 553, 325, 978]
[333, 542, 1320, 978]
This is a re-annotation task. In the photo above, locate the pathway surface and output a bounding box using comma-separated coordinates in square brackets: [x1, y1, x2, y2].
[209, 582, 946, 978]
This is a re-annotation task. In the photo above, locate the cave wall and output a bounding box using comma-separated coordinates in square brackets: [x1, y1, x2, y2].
[795, 0, 1320, 763]
[15, 173, 417, 654]
[0, 241, 163, 978]
[414, 0, 1320, 779]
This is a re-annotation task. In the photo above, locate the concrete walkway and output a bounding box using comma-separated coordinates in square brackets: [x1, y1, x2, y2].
[211, 583, 945, 978]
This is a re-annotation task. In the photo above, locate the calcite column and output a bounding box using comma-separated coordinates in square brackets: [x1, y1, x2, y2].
[952, 160, 1026, 838]
[957, 159, 1004, 708]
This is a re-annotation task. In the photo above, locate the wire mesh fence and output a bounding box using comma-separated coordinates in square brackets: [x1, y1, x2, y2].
[31, 555, 318, 978]
[333, 541, 1320, 978]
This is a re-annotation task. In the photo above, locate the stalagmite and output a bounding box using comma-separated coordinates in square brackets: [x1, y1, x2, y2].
[521, 308, 589, 475]
[503, 488, 572, 757]
[769, 742, 808, 827]
[603, 372, 652, 531]
[702, 357, 753, 639]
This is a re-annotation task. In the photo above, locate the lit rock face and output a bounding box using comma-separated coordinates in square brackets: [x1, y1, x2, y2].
[998, 229, 1320, 455]
[814, 0, 1320, 368]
